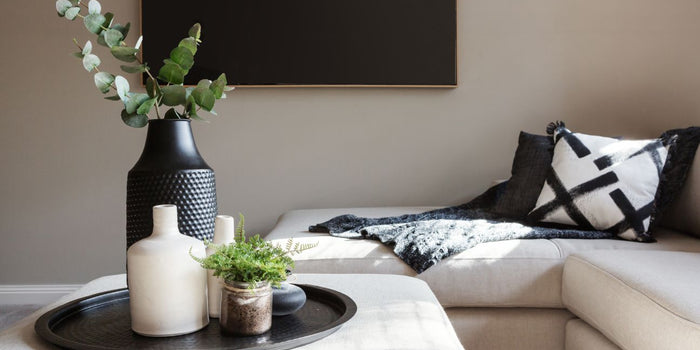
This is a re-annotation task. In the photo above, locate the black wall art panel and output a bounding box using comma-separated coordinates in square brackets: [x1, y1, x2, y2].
[141, 0, 456, 86]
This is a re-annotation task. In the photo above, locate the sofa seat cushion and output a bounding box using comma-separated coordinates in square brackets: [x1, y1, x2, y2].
[565, 319, 621, 350]
[266, 207, 700, 308]
[562, 250, 700, 350]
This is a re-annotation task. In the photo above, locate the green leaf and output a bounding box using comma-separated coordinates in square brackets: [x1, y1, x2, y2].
[93, 72, 114, 93]
[72, 51, 84, 59]
[145, 76, 160, 98]
[120, 64, 147, 73]
[102, 12, 114, 28]
[84, 13, 106, 34]
[97, 31, 107, 47]
[65, 7, 80, 20]
[114, 75, 129, 101]
[186, 95, 200, 119]
[134, 35, 143, 49]
[210, 73, 227, 99]
[160, 85, 186, 106]
[188, 23, 202, 42]
[121, 109, 148, 128]
[192, 87, 215, 112]
[104, 29, 123, 48]
[137, 97, 157, 115]
[157, 63, 185, 85]
[110, 46, 138, 62]
[169, 47, 194, 71]
[82, 54, 100, 72]
[224, 85, 235, 92]
[188, 104, 206, 121]
[125, 93, 150, 114]
[196, 79, 211, 89]
[178, 37, 197, 55]
[56, 0, 72, 16]
[112, 23, 130, 40]
[82, 40, 92, 56]
[88, 0, 101, 15]
[164, 108, 181, 119]
[104, 95, 121, 101]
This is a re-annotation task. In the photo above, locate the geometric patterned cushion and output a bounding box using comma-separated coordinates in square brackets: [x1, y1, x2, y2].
[528, 122, 668, 241]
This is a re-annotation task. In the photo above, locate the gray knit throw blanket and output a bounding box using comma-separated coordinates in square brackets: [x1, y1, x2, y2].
[309, 127, 700, 274]
[309, 184, 614, 273]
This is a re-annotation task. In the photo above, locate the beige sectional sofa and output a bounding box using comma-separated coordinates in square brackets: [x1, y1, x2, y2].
[265, 149, 700, 350]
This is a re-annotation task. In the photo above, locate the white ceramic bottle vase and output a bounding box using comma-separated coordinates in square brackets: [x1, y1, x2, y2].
[127, 204, 209, 337]
[207, 215, 235, 318]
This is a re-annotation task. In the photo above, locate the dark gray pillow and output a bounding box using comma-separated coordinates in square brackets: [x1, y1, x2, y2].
[650, 126, 700, 227]
[492, 131, 553, 219]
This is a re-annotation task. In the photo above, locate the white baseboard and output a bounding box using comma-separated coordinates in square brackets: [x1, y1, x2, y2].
[0, 284, 82, 305]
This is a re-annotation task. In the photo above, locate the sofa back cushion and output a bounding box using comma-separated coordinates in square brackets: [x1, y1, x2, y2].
[662, 146, 700, 237]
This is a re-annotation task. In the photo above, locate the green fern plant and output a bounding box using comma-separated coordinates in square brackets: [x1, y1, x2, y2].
[191, 214, 318, 288]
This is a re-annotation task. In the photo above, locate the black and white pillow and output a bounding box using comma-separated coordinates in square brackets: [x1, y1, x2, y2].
[528, 122, 668, 241]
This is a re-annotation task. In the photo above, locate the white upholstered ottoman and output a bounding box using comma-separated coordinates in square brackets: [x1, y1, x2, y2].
[0, 273, 463, 350]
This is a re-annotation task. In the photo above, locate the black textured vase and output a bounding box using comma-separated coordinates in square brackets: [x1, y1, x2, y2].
[126, 119, 217, 249]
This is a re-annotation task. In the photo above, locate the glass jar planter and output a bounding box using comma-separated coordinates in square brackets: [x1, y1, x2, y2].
[220, 281, 272, 335]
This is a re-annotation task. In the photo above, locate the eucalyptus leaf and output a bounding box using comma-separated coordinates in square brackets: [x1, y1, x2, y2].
[160, 85, 186, 106]
[120, 64, 147, 73]
[196, 79, 211, 89]
[191, 86, 215, 111]
[102, 12, 114, 28]
[146, 77, 160, 98]
[82, 53, 100, 72]
[188, 23, 201, 41]
[169, 47, 194, 71]
[72, 51, 84, 59]
[88, 0, 101, 15]
[82, 40, 92, 55]
[84, 13, 106, 34]
[112, 23, 130, 39]
[65, 7, 80, 20]
[157, 63, 185, 85]
[56, 0, 72, 16]
[97, 31, 107, 47]
[104, 29, 123, 48]
[134, 35, 143, 50]
[125, 93, 150, 114]
[121, 109, 148, 128]
[210, 73, 227, 99]
[178, 38, 197, 55]
[188, 99, 206, 121]
[110, 46, 138, 62]
[114, 75, 130, 101]
[137, 97, 157, 115]
[164, 108, 181, 119]
[93, 72, 114, 93]
[104, 95, 121, 101]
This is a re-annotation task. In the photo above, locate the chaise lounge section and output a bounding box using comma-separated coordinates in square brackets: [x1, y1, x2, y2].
[265, 147, 700, 349]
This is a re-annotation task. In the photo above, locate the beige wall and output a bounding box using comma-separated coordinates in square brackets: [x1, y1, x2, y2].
[1, 0, 698, 284]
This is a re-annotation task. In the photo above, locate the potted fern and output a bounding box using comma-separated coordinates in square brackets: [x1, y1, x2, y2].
[191, 215, 317, 335]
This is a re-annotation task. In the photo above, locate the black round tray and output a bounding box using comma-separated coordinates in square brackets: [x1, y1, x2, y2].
[35, 284, 357, 349]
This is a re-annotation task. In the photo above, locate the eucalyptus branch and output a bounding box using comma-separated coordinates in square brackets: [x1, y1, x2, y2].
[55, 0, 231, 128]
